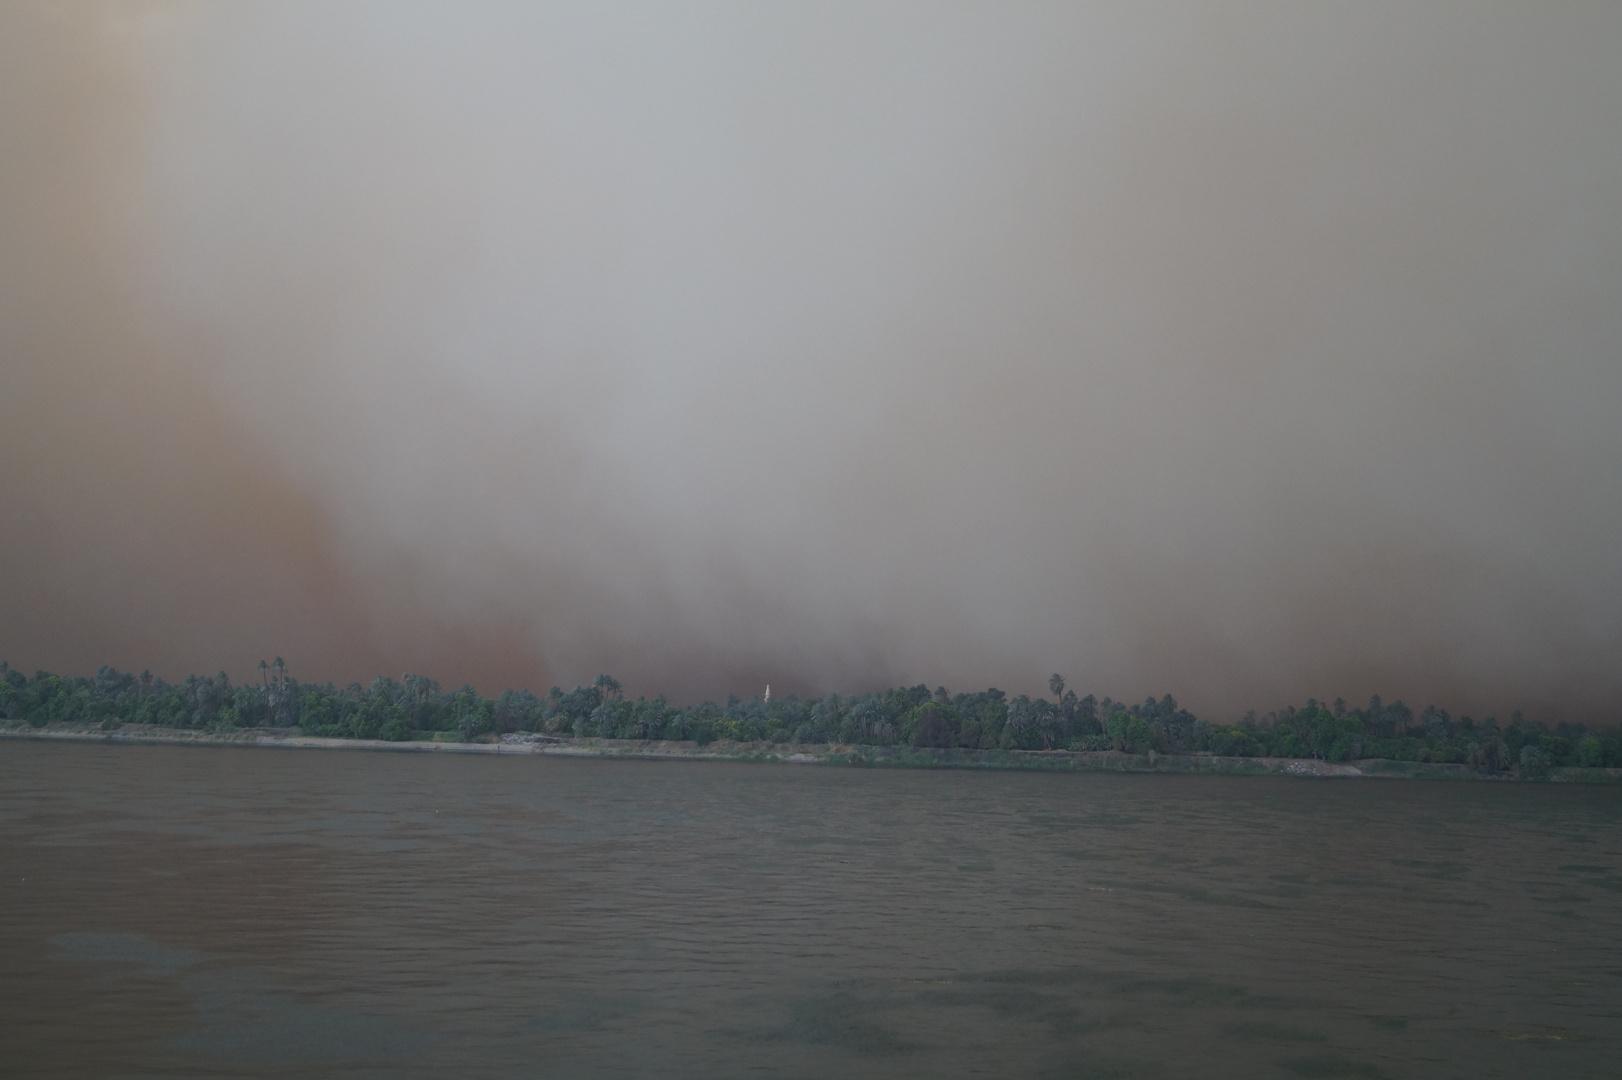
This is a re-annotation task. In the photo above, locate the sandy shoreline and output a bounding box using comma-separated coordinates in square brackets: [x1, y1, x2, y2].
[4, 723, 1620, 782]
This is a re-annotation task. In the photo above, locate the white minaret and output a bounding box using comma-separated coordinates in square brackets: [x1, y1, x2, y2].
[764, 684, 771, 703]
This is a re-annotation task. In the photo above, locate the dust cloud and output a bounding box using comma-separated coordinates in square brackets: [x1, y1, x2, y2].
[3, 2, 1620, 720]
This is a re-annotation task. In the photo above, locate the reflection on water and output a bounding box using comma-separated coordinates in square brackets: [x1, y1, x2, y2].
[1, 742, 1618, 1078]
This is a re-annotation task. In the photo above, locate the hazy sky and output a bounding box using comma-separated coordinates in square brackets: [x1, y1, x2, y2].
[3, 2, 1620, 720]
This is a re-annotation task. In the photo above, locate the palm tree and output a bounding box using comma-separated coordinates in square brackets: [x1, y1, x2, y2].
[1049, 674, 1065, 701]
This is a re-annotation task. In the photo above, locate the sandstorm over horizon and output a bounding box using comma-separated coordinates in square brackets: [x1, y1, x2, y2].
[3, 2, 1620, 721]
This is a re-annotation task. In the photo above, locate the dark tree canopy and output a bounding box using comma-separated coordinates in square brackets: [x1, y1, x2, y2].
[0, 660, 1615, 774]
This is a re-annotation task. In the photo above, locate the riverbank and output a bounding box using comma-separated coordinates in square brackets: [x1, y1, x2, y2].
[4, 721, 1620, 781]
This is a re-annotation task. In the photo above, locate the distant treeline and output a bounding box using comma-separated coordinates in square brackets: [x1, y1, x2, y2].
[2, 661, 1616, 775]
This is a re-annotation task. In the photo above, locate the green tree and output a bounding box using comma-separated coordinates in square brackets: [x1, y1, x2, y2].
[1518, 745, 1550, 779]
[911, 703, 953, 748]
[381, 709, 415, 742]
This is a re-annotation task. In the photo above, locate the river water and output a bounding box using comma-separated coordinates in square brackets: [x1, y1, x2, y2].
[1, 741, 1618, 1078]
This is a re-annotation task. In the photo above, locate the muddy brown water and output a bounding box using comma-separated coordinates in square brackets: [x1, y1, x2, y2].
[1, 740, 1618, 1078]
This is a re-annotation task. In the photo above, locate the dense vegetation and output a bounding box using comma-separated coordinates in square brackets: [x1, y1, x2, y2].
[2, 661, 1616, 776]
